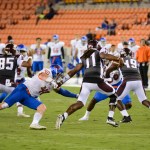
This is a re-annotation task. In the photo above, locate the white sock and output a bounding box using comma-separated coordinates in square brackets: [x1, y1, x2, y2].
[85, 110, 91, 117]
[17, 106, 23, 114]
[108, 111, 114, 118]
[31, 112, 43, 125]
[1, 102, 9, 109]
[120, 110, 129, 117]
[63, 112, 68, 119]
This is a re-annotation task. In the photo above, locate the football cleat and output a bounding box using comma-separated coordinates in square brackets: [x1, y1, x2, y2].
[79, 116, 89, 121]
[106, 117, 119, 127]
[17, 113, 30, 118]
[30, 124, 47, 130]
[55, 114, 65, 130]
[120, 116, 132, 123]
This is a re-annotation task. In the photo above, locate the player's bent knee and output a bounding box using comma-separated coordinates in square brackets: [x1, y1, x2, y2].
[109, 94, 117, 105]
[125, 103, 132, 110]
[37, 104, 47, 113]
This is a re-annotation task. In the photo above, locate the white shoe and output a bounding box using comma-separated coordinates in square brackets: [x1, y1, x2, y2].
[30, 124, 47, 130]
[79, 116, 89, 121]
[17, 113, 30, 118]
[106, 118, 119, 127]
[55, 114, 65, 130]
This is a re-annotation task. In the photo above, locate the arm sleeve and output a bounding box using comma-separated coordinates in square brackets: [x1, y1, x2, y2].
[47, 47, 51, 59]
[61, 47, 65, 59]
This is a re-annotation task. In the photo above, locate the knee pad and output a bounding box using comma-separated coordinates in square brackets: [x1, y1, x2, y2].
[109, 94, 117, 105]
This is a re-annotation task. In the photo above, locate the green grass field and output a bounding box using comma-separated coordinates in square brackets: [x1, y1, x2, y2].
[0, 86, 150, 150]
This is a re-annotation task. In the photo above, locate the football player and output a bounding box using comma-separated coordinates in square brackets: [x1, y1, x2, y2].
[97, 37, 111, 49]
[30, 37, 46, 74]
[128, 38, 139, 59]
[47, 35, 65, 68]
[0, 44, 32, 117]
[55, 40, 127, 129]
[0, 67, 59, 130]
[70, 34, 80, 66]
[116, 48, 150, 122]
[0, 43, 32, 95]
[74, 36, 88, 83]
[79, 69, 132, 122]
[117, 36, 126, 52]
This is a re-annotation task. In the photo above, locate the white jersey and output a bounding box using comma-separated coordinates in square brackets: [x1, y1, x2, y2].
[24, 68, 54, 97]
[100, 47, 109, 54]
[15, 55, 29, 80]
[30, 44, 46, 61]
[97, 42, 111, 49]
[117, 42, 124, 52]
[0, 43, 5, 54]
[76, 40, 87, 63]
[47, 41, 64, 57]
[128, 45, 140, 59]
[108, 50, 120, 57]
[70, 39, 79, 57]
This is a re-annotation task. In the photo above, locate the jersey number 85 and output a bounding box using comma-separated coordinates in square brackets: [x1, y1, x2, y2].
[0, 58, 14, 70]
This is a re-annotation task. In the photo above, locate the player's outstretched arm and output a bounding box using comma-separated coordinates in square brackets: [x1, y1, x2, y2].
[100, 52, 123, 67]
[55, 63, 83, 87]
[68, 63, 83, 78]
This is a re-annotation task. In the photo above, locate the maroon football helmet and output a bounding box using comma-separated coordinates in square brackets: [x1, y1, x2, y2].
[4, 44, 16, 55]
[88, 40, 101, 51]
[120, 48, 132, 58]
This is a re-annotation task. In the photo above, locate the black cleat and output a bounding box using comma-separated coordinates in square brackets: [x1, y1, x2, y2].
[120, 116, 132, 123]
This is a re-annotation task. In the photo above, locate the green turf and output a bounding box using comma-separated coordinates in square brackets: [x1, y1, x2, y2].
[0, 87, 150, 150]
